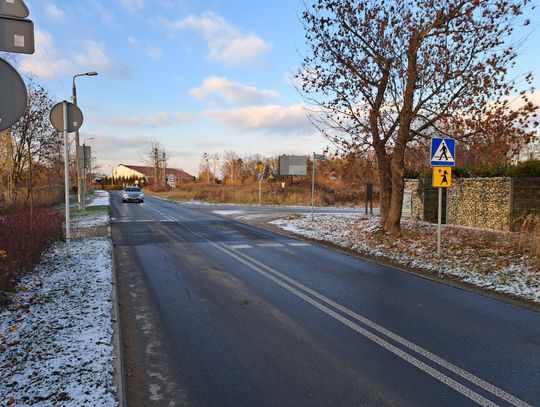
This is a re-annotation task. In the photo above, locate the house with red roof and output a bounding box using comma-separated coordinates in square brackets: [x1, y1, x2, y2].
[112, 164, 195, 187]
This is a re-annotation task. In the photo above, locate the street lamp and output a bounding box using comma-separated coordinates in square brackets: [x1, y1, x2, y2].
[72, 71, 98, 211]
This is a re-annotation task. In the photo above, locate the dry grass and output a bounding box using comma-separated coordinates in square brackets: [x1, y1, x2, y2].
[150, 182, 365, 207]
[519, 215, 540, 270]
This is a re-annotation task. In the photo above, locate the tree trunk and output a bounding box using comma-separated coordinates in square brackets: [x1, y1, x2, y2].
[382, 30, 419, 235]
[385, 147, 406, 234]
[374, 147, 392, 228]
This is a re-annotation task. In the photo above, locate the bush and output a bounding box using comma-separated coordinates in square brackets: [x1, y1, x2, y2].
[453, 167, 472, 178]
[0, 207, 63, 299]
[511, 159, 540, 177]
[462, 160, 540, 178]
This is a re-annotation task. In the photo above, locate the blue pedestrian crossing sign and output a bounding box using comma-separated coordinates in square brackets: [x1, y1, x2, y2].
[430, 138, 455, 166]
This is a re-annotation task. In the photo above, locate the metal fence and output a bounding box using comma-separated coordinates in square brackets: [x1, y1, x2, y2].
[511, 177, 540, 230]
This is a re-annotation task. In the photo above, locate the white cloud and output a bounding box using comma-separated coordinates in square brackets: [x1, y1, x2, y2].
[190, 76, 279, 106]
[128, 37, 163, 60]
[74, 40, 131, 77]
[19, 30, 74, 78]
[119, 0, 145, 13]
[19, 31, 130, 79]
[203, 104, 312, 135]
[164, 12, 270, 66]
[93, 1, 116, 25]
[145, 46, 163, 60]
[45, 3, 66, 21]
[103, 112, 191, 128]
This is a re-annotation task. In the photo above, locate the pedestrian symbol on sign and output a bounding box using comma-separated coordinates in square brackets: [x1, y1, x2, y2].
[433, 167, 452, 187]
[438, 144, 448, 161]
[430, 138, 456, 166]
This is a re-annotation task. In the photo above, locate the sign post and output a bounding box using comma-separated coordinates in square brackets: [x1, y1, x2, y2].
[430, 138, 456, 259]
[62, 102, 70, 256]
[311, 153, 325, 220]
[50, 101, 85, 256]
[257, 161, 264, 206]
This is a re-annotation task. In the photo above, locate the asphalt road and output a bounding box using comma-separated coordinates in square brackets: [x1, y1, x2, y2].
[111, 193, 540, 407]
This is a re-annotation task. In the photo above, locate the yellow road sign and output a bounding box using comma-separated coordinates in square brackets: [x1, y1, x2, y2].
[433, 167, 452, 187]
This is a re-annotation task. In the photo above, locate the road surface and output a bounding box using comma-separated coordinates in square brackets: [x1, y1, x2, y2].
[111, 193, 540, 407]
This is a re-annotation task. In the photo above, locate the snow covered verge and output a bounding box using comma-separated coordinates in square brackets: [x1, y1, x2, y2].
[271, 214, 540, 304]
[0, 196, 117, 406]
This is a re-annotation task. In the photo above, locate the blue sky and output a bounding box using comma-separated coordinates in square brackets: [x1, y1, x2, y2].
[15, 0, 540, 176]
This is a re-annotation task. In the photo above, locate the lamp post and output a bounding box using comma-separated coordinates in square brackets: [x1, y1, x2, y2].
[82, 137, 95, 211]
[72, 71, 98, 211]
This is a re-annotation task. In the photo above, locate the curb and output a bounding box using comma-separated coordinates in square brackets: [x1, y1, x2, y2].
[108, 208, 127, 406]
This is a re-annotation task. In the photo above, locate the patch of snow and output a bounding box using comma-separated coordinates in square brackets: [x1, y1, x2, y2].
[72, 211, 110, 229]
[213, 210, 247, 216]
[270, 214, 540, 303]
[87, 190, 110, 207]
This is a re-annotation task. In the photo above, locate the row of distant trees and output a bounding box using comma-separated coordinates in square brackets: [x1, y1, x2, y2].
[197, 142, 539, 190]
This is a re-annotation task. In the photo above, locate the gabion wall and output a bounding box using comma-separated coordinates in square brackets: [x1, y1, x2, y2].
[447, 177, 512, 231]
[403, 177, 513, 231]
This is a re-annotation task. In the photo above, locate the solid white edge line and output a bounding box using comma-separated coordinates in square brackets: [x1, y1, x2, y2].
[216, 242, 532, 407]
[213, 242, 499, 407]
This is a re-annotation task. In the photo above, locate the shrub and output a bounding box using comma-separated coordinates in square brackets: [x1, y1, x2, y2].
[513, 159, 540, 177]
[0, 207, 63, 299]
[466, 160, 540, 178]
[453, 167, 472, 178]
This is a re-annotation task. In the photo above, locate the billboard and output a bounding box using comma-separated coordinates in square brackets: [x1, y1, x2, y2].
[279, 155, 307, 176]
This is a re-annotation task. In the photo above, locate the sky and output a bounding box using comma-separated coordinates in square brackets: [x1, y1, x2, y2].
[9, 0, 540, 176]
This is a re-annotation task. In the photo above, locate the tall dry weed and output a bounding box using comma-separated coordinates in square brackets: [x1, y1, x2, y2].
[519, 215, 540, 271]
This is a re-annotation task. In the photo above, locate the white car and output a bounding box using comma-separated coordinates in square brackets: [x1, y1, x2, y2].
[122, 186, 144, 203]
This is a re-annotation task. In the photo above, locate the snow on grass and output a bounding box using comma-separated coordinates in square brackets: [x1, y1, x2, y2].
[271, 214, 540, 303]
[87, 190, 110, 208]
[0, 210, 116, 406]
[71, 206, 110, 229]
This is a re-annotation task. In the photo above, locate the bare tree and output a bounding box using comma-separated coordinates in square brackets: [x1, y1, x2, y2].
[1, 79, 60, 207]
[147, 140, 167, 191]
[199, 153, 212, 183]
[221, 150, 241, 185]
[298, 0, 538, 234]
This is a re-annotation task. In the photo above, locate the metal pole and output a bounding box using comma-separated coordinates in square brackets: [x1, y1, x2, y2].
[63, 101, 71, 256]
[258, 179, 262, 206]
[82, 142, 86, 212]
[437, 187, 442, 258]
[365, 184, 368, 215]
[72, 79, 83, 211]
[311, 152, 315, 221]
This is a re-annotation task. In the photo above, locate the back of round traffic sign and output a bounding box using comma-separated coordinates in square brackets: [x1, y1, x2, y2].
[50, 101, 84, 133]
[0, 58, 28, 131]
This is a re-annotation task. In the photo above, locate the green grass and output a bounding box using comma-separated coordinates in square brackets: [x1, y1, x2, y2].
[70, 205, 110, 218]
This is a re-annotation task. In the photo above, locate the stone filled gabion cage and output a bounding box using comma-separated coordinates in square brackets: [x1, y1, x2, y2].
[403, 177, 540, 232]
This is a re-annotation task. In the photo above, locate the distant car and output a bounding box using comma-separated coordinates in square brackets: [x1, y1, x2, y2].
[122, 186, 144, 203]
